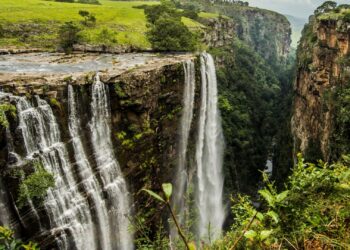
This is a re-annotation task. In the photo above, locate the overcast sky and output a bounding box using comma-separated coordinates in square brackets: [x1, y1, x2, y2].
[247, 0, 349, 19]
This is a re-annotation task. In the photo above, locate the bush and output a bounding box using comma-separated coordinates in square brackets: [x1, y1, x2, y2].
[144, 0, 179, 24]
[213, 154, 350, 249]
[58, 21, 81, 53]
[0, 103, 16, 128]
[78, 10, 96, 27]
[96, 28, 117, 46]
[146, 16, 197, 51]
[0, 226, 39, 250]
[17, 160, 55, 209]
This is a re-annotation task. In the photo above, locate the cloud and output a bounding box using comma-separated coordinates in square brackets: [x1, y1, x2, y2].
[247, 0, 348, 18]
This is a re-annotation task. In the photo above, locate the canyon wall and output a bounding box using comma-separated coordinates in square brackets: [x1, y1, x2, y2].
[292, 15, 350, 161]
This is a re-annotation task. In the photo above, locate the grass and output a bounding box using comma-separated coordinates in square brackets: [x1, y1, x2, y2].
[0, 0, 211, 50]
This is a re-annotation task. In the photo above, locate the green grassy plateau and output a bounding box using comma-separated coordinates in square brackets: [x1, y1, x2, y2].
[0, 0, 209, 50]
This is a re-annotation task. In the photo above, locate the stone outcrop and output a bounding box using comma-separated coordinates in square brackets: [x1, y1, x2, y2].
[292, 15, 350, 161]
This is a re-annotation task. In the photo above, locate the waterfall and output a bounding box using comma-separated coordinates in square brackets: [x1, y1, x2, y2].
[195, 52, 225, 241]
[90, 74, 133, 250]
[15, 95, 96, 249]
[67, 85, 112, 250]
[171, 60, 196, 236]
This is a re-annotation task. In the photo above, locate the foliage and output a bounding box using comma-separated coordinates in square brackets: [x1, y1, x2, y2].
[0, 103, 16, 128]
[315, 1, 337, 15]
[78, 10, 96, 27]
[0, 226, 39, 250]
[96, 28, 117, 46]
[210, 40, 284, 194]
[57, 21, 81, 53]
[17, 160, 55, 209]
[49, 98, 62, 111]
[142, 183, 193, 250]
[144, 0, 198, 51]
[330, 83, 350, 160]
[213, 154, 350, 249]
[144, 0, 179, 24]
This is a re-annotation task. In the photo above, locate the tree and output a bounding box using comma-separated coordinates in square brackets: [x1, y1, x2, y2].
[78, 10, 96, 27]
[144, 0, 198, 51]
[144, 0, 179, 24]
[58, 22, 81, 53]
[314, 1, 337, 15]
[146, 16, 197, 51]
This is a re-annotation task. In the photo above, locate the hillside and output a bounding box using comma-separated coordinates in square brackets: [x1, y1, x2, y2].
[0, 0, 205, 50]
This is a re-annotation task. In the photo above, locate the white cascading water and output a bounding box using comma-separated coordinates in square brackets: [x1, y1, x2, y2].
[90, 74, 133, 250]
[171, 60, 196, 236]
[67, 85, 112, 250]
[15, 95, 96, 249]
[196, 52, 225, 241]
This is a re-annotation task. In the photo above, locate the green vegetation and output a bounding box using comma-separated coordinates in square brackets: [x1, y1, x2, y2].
[17, 160, 55, 209]
[317, 1, 350, 21]
[144, 0, 199, 51]
[212, 154, 350, 249]
[138, 154, 350, 249]
[210, 39, 288, 194]
[0, 103, 16, 128]
[79, 10, 96, 27]
[143, 183, 194, 250]
[0, 226, 39, 250]
[330, 83, 350, 160]
[0, 0, 209, 50]
[58, 22, 82, 53]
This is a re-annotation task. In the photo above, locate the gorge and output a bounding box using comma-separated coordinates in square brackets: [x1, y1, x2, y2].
[0, 0, 350, 249]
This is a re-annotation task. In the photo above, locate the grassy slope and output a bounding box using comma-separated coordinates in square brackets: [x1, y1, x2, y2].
[0, 0, 206, 49]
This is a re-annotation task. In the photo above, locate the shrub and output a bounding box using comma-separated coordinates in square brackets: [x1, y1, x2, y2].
[79, 10, 97, 26]
[146, 16, 197, 51]
[58, 21, 81, 53]
[144, 0, 179, 24]
[17, 160, 55, 208]
[0, 103, 16, 128]
[96, 28, 117, 46]
[213, 154, 350, 249]
[0, 226, 39, 250]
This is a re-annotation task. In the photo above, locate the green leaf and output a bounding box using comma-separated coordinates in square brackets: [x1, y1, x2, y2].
[259, 189, 275, 207]
[259, 229, 273, 241]
[244, 230, 257, 240]
[142, 189, 165, 203]
[256, 212, 264, 221]
[266, 210, 279, 223]
[162, 183, 173, 201]
[276, 190, 289, 203]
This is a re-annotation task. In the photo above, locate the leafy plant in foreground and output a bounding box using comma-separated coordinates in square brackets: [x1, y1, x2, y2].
[142, 183, 195, 250]
[0, 226, 39, 250]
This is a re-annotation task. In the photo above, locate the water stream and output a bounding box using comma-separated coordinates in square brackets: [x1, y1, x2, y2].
[195, 53, 225, 241]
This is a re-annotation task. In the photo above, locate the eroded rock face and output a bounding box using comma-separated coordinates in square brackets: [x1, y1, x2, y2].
[0, 53, 199, 246]
[292, 17, 350, 161]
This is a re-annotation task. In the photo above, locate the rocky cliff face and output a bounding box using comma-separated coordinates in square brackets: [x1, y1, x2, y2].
[196, 3, 291, 64]
[292, 16, 350, 161]
[0, 53, 199, 246]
